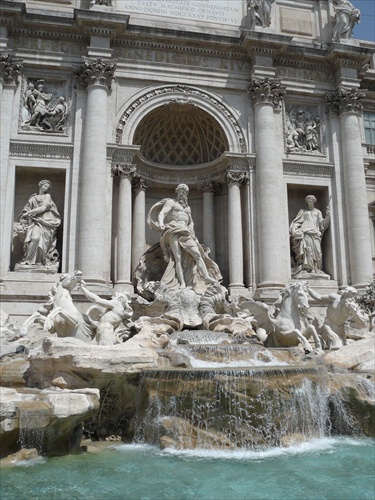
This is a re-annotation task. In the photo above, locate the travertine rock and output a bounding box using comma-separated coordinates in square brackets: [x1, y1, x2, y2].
[0, 386, 99, 457]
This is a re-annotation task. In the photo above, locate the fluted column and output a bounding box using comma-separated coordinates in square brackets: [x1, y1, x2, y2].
[197, 181, 221, 260]
[74, 58, 116, 284]
[132, 176, 150, 274]
[249, 78, 289, 294]
[112, 164, 135, 289]
[0, 54, 22, 277]
[226, 171, 247, 294]
[327, 88, 373, 287]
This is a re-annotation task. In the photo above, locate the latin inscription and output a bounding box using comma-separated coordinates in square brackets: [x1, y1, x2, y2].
[119, 0, 243, 25]
[115, 47, 250, 72]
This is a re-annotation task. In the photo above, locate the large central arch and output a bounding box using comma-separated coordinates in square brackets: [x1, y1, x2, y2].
[115, 84, 247, 155]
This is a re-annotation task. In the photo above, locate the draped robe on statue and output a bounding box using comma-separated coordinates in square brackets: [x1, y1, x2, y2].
[290, 207, 329, 275]
[135, 199, 221, 295]
[18, 193, 61, 267]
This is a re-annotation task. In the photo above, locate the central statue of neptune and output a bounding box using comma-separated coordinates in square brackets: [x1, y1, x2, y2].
[147, 184, 221, 291]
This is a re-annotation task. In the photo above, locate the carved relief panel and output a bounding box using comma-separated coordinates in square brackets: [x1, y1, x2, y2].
[284, 102, 326, 156]
[19, 77, 71, 135]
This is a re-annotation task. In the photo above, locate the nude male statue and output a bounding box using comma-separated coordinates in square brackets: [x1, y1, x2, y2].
[147, 184, 221, 291]
[80, 281, 133, 345]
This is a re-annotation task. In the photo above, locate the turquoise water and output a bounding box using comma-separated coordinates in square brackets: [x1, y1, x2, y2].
[1, 437, 374, 500]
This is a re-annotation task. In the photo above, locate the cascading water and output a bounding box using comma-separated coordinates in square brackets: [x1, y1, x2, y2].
[133, 365, 349, 450]
[18, 404, 49, 453]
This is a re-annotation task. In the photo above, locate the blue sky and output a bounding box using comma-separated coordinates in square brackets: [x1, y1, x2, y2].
[353, 0, 375, 41]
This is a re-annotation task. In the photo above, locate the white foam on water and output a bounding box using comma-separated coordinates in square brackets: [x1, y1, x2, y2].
[114, 437, 373, 462]
[12, 456, 47, 467]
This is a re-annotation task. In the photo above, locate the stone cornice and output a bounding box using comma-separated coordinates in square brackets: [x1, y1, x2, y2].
[126, 153, 230, 185]
[9, 140, 73, 159]
[240, 30, 292, 57]
[283, 160, 335, 178]
[327, 43, 374, 71]
[113, 37, 248, 61]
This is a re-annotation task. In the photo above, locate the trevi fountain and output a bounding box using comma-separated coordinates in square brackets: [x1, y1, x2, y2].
[0, 0, 374, 498]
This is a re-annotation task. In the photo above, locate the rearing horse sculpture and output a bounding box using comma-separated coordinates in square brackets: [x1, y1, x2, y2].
[21, 270, 94, 342]
[239, 282, 322, 352]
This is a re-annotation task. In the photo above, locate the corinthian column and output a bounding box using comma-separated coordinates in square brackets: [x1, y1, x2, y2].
[226, 171, 247, 294]
[132, 176, 150, 274]
[74, 58, 116, 284]
[0, 54, 22, 277]
[248, 78, 289, 296]
[112, 164, 135, 290]
[327, 88, 373, 287]
[197, 181, 221, 260]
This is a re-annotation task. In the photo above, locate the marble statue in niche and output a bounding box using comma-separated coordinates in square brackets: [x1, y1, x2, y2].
[248, 0, 275, 28]
[285, 106, 321, 153]
[135, 184, 222, 296]
[290, 195, 330, 278]
[148, 184, 221, 290]
[14, 180, 61, 272]
[22, 80, 68, 132]
[332, 0, 360, 41]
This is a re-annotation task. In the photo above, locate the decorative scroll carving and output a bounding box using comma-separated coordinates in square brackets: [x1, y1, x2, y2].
[111, 164, 136, 178]
[248, 78, 285, 108]
[326, 88, 365, 115]
[21, 79, 68, 132]
[285, 105, 322, 154]
[74, 57, 116, 90]
[248, 0, 275, 28]
[0, 54, 23, 84]
[197, 181, 222, 194]
[226, 171, 249, 184]
[116, 85, 246, 153]
[332, 0, 360, 42]
[133, 177, 151, 191]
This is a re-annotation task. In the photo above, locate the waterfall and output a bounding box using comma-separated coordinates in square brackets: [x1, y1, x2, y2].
[18, 404, 49, 453]
[133, 366, 341, 450]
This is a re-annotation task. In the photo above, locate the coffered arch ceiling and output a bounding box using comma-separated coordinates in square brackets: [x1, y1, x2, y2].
[134, 102, 229, 166]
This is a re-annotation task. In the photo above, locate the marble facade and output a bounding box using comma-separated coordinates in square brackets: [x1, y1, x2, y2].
[0, 0, 374, 322]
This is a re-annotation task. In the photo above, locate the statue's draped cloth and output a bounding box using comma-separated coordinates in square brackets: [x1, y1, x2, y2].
[135, 199, 222, 295]
[18, 194, 61, 266]
[290, 208, 327, 274]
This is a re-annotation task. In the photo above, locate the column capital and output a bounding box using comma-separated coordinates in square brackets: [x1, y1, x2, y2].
[197, 181, 222, 194]
[326, 87, 365, 116]
[0, 53, 23, 85]
[226, 171, 249, 185]
[111, 163, 136, 178]
[133, 176, 151, 191]
[74, 57, 116, 90]
[248, 77, 285, 108]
